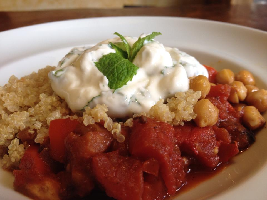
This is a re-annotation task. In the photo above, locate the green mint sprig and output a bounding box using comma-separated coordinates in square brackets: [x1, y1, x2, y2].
[95, 53, 138, 90]
[129, 32, 161, 61]
[95, 32, 162, 90]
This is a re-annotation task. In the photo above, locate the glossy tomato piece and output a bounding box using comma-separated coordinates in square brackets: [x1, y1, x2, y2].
[49, 118, 79, 163]
[207, 84, 231, 101]
[129, 116, 185, 195]
[142, 158, 160, 177]
[212, 126, 231, 143]
[13, 146, 61, 200]
[174, 126, 220, 168]
[17, 145, 51, 174]
[65, 123, 113, 160]
[92, 151, 144, 200]
[142, 174, 167, 200]
[218, 142, 239, 162]
[204, 65, 217, 83]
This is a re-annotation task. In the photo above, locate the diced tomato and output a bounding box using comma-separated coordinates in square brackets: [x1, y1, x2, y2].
[65, 123, 113, 160]
[49, 118, 79, 163]
[207, 84, 231, 101]
[173, 122, 194, 146]
[70, 162, 95, 197]
[13, 145, 61, 200]
[142, 158, 160, 177]
[204, 65, 217, 83]
[17, 145, 51, 174]
[174, 126, 219, 168]
[212, 126, 231, 143]
[218, 142, 239, 162]
[92, 151, 144, 200]
[143, 174, 167, 200]
[129, 116, 185, 195]
[206, 84, 254, 150]
[111, 126, 131, 156]
[219, 119, 255, 150]
[207, 85, 239, 122]
[63, 123, 113, 197]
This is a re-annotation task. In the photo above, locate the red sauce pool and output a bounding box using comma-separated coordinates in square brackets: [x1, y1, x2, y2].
[169, 162, 228, 199]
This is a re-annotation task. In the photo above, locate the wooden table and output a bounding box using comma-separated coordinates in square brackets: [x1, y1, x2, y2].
[0, 4, 267, 32]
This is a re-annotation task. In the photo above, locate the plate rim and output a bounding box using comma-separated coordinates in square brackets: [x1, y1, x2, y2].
[0, 16, 267, 200]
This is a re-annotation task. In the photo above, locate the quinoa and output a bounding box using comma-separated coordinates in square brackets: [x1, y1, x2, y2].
[0, 66, 72, 169]
[83, 105, 124, 142]
[144, 89, 201, 126]
[0, 66, 201, 169]
[167, 89, 201, 125]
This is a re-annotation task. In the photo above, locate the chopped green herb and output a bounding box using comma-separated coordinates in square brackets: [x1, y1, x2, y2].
[82, 94, 101, 110]
[54, 69, 64, 77]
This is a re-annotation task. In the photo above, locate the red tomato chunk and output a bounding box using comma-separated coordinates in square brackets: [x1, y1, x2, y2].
[13, 114, 248, 200]
[129, 116, 186, 195]
[92, 151, 144, 200]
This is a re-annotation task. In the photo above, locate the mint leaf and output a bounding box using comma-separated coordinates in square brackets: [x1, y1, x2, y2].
[109, 42, 128, 59]
[114, 32, 131, 58]
[129, 32, 162, 62]
[94, 32, 162, 91]
[113, 42, 127, 51]
[95, 53, 138, 90]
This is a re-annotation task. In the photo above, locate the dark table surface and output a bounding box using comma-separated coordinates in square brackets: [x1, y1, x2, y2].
[0, 4, 267, 32]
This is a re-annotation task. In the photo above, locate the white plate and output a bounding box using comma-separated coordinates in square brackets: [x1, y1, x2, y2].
[0, 16, 267, 200]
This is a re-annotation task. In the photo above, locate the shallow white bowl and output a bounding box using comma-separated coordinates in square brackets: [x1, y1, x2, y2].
[0, 16, 267, 200]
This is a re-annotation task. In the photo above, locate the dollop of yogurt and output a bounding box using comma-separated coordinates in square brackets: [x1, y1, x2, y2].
[49, 34, 208, 118]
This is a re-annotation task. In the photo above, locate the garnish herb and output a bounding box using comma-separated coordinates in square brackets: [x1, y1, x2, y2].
[129, 32, 161, 62]
[95, 32, 162, 90]
[95, 53, 138, 90]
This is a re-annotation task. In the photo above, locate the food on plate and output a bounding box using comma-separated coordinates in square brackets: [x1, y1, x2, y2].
[0, 32, 266, 200]
[48, 32, 207, 118]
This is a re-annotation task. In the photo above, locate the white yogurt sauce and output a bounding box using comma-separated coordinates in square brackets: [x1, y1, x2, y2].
[48, 35, 208, 118]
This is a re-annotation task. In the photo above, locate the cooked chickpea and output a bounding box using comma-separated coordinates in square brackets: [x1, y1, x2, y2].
[246, 89, 267, 112]
[235, 70, 255, 85]
[216, 69, 234, 84]
[245, 85, 259, 94]
[231, 81, 247, 101]
[228, 88, 239, 104]
[194, 99, 219, 127]
[229, 81, 248, 104]
[190, 75, 211, 99]
[243, 106, 266, 130]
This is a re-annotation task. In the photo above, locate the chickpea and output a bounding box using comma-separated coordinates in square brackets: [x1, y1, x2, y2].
[246, 89, 267, 112]
[190, 75, 211, 99]
[232, 81, 247, 101]
[228, 87, 239, 104]
[245, 85, 259, 94]
[216, 69, 234, 84]
[229, 81, 248, 104]
[194, 99, 219, 127]
[243, 106, 266, 130]
[235, 70, 255, 85]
